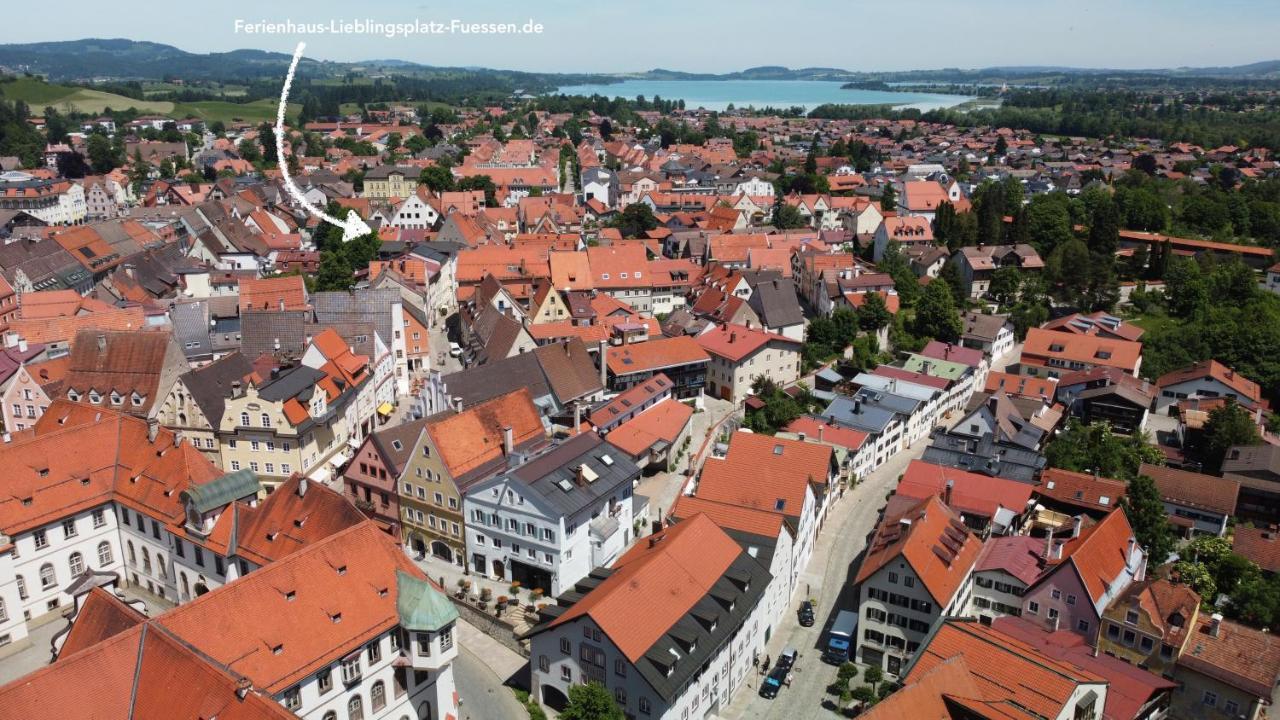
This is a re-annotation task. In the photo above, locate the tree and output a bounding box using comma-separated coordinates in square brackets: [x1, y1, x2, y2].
[994, 135, 1008, 157]
[258, 123, 278, 165]
[237, 137, 261, 163]
[609, 203, 659, 238]
[1045, 420, 1165, 481]
[418, 165, 455, 193]
[1201, 399, 1262, 474]
[86, 133, 119, 173]
[880, 184, 896, 212]
[56, 151, 90, 179]
[599, 119, 614, 142]
[560, 682, 624, 720]
[989, 267, 1022, 307]
[858, 292, 893, 332]
[1163, 258, 1208, 318]
[773, 203, 807, 230]
[1122, 474, 1177, 565]
[910, 279, 963, 343]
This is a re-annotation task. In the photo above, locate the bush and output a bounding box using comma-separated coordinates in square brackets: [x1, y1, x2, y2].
[837, 662, 859, 683]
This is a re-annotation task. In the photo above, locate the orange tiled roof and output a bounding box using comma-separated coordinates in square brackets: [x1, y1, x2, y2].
[1034, 508, 1136, 607]
[238, 275, 308, 312]
[695, 322, 800, 364]
[424, 388, 545, 482]
[606, 336, 710, 376]
[696, 431, 832, 521]
[604, 398, 693, 458]
[855, 494, 981, 605]
[543, 513, 744, 662]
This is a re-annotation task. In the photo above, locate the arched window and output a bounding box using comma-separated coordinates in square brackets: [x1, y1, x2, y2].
[127, 541, 136, 565]
[0, 597, 7, 623]
[39, 562, 56, 589]
[371, 681, 386, 712]
[241, 412, 250, 427]
[180, 573, 190, 601]
[156, 554, 166, 580]
[98, 541, 113, 567]
[16, 575, 27, 600]
[142, 547, 151, 573]
[261, 413, 271, 428]
[68, 552, 84, 576]
[323, 713, 337, 720]
[347, 695, 364, 720]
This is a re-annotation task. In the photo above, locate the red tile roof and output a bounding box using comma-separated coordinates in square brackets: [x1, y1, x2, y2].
[1138, 462, 1239, 516]
[424, 388, 546, 483]
[1036, 468, 1127, 514]
[1034, 508, 1136, 608]
[668, 495, 787, 541]
[1022, 328, 1142, 374]
[696, 431, 832, 520]
[974, 535, 1046, 586]
[543, 513, 744, 662]
[781, 415, 868, 452]
[604, 398, 693, 458]
[897, 460, 1036, 521]
[919, 340, 985, 369]
[56, 587, 146, 659]
[605, 336, 710, 376]
[1232, 525, 1280, 573]
[908, 620, 1106, 720]
[1178, 615, 1280, 698]
[985, 371, 1057, 399]
[1154, 359, 1262, 405]
[694, 322, 800, 363]
[855, 495, 982, 605]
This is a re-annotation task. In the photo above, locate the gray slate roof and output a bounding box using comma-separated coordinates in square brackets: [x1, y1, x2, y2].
[509, 433, 639, 519]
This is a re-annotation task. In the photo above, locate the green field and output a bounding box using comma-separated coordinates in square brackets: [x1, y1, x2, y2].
[2, 77, 297, 124]
[1, 77, 174, 114]
[173, 98, 299, 124]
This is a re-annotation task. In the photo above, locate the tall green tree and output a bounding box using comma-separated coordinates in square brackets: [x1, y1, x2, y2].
[880, 184, 896, 212]
[910, 279, 963, 343]
[1122, 474, 1177, 565]
[1045, 420, 1165, 480]
[1201, 400, 1262, 474]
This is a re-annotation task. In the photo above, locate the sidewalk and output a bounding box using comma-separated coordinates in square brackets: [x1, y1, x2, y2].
[406, 547, 544, 633]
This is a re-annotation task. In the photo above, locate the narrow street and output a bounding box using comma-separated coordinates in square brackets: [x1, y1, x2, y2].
[718, 437, 930, 720]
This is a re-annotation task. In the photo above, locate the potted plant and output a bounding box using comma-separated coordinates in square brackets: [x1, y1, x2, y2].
[531, 588, 545, 602]
[509, 581, 522, 595]
[479, 587, 492, 603]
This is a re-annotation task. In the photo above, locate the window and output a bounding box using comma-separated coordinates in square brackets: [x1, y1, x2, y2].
[367, 641, 381, 664]
[1125, 609, 1140, 624]
[16, 576, 27, 600]
[261, 413, 271, 428]
[92, 509, 106, 528]
[370, 681, 386, 712]
[416, 632, 432, 657]
[615, 688, 627, 705]
[440, 626, 453, 651]
[1076, 619, 1089, 633]
[1225, 700, 1240, 715]
[241, 412, 250, 427]
[33, 529, 48, 550]
[347, 695, 364, 720]
[560, 666, 572, 681]
[318, 668, 334, 693]
[1065, 594, 1076, 605]
[251, 441, 260, 452]
[639, 697, 652, 715]
[0, 599, 6, 623]
[560, 637, 571, 655]
[1051, 589, 1061, 600]
[283, 686, 301, 711]
[230, 460, 241, 471]
[68, 552, 84, 576]
[1201, 690, 1217, 707]
[903, 576, 915, 588]
[1047, 608, 1059, 620]
[62, 519, 77, 539]
[39, 563, 56, 589]
[97, 542, 112, 567]
[341, 655, 362, 684]
[888, 572, 898, 584]
[615, 658, 627, 677]
[1027, 601, 1039, 615]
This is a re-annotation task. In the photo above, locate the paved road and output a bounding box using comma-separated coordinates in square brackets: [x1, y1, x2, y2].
[720, 437, 930, 720]
[455, 644, 527, 720]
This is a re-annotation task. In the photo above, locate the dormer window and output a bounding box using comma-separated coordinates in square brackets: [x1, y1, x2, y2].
[132, 393, 144, 406]
[67, 390, 79, 402]
[110, 392, 122, 406]
[88, 390, 101, 405]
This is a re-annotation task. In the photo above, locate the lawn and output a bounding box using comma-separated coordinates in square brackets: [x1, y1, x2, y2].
[171, 99, 299, 124]
[1, 77, 173, 114]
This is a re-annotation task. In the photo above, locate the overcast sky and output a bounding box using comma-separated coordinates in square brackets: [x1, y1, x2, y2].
[3, 0, 1278, 74]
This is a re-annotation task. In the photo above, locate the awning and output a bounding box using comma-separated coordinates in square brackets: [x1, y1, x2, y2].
[329, 451, 352, 469]
[308, 465, 332, 486]
[377, 402, 394, 416]
[347, 437, 362, 450]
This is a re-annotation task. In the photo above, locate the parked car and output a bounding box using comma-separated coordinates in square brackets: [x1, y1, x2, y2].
[777, 647, 798, 673]
[759, 665, 788, 699]
[448, 342, 463, 357]
[798, 600, 815, 626]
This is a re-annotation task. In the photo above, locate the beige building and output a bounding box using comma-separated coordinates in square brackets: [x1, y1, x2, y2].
[362, 165, 419, 201]
[696, 323, 802, 402]
[400, 388, 546, 565]
[155, 352, 254, 466]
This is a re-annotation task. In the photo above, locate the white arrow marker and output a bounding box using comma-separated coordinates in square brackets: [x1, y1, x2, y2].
[276, 41, 372, 242]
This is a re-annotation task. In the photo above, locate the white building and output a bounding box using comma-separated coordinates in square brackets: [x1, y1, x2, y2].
[527, 513, 773, 719]
[853, 495, 980, 676]
[464, 433, 641, 596]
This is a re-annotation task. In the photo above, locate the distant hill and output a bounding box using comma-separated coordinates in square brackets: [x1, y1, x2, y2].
[0, 38, 1276, 86]
[0, 38, 337, 81]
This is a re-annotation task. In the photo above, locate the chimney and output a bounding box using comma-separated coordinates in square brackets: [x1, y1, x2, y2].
[598, 340, 608, 387]
[1209, 613, 1223, 637]
[2, 432, 10, 443]
[231, 380, 241, 397]
[235, 677, 252, 700]
[1072, 515, 1083, 538]
[97, 334, 107, 352]
[853, 398, 862, 414]
[453, 396, 463, 413]
[818, 425, 825, 442]
[1044, 530, 1054, 559]
[898, 517, 913, 533]
[944, 479, 954, 506]
[147, 417, 159, 443]
[17, 338, 27, 353]
[503, 426, 514, 455]
[298, 476, 308, 497]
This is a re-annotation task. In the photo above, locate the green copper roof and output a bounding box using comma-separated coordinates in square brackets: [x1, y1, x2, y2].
[396, 570, 459, 632]
[902, 353, 969, 381]
[180, 469, 260, 514]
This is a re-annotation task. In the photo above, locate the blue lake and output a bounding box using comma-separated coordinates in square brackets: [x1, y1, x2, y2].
[550, 79, 972, 112]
